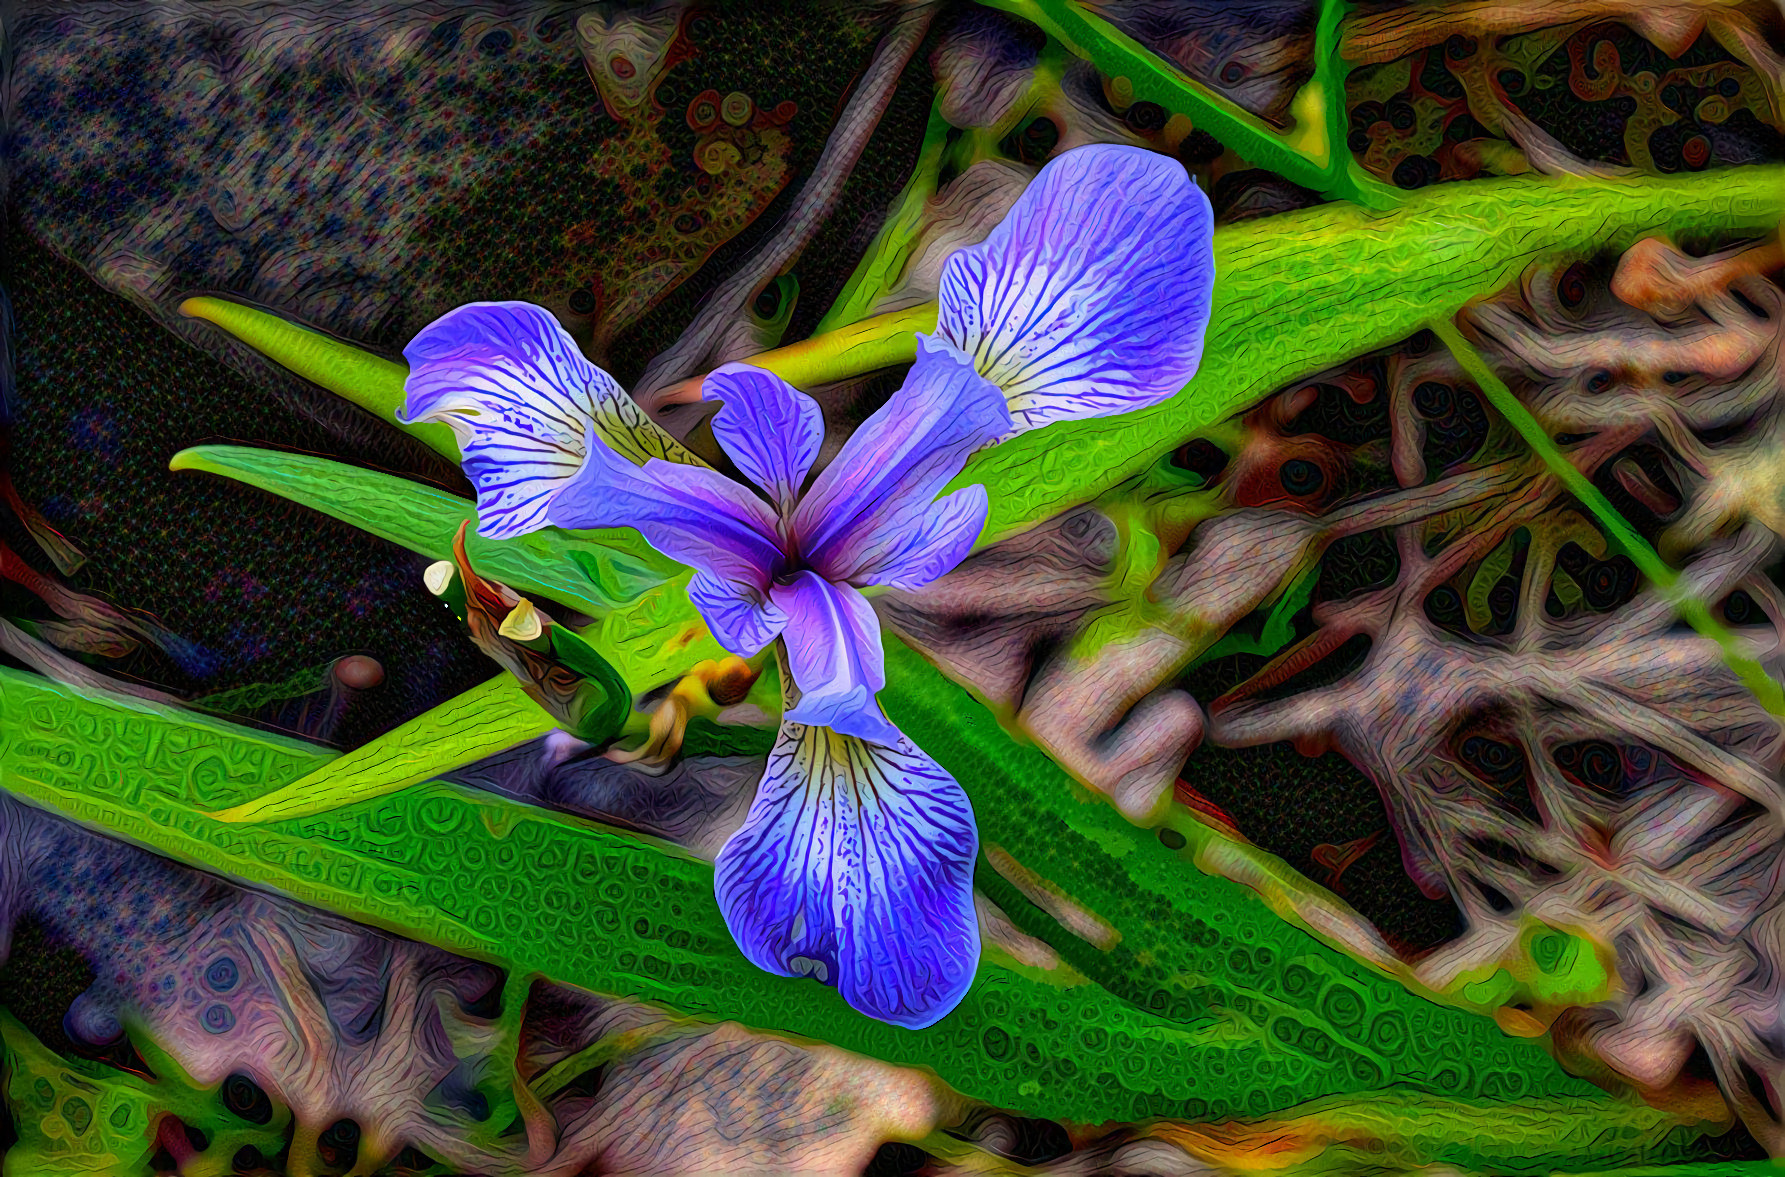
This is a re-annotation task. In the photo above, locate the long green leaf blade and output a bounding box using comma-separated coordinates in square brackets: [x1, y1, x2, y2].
[0, 665, 1728, 1169]
[956, 166, 1785, 543]
[171, 445, 652, 604]
[210, 674, 553, 823]
[179, 295, 459, 458]
[170, 445, 730, 691]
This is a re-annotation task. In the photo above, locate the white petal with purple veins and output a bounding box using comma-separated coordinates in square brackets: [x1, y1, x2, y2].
[401, 301, 699, 538]
[937, 144, 1215, 433]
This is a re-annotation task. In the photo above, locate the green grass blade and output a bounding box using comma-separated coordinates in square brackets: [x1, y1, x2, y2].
[171, 444, 729, 692]
[168, 445, 673, 616]
[814, 101, 954, 334]
[210, 674, 553, 823]
[0, 666, 1329, 1126]
[977, 0, 1399, 208]
[0, 663, 1729, 1166]
[956, 166, 1785, 545]
[179, 296, 458, 458]
[878, 636, 1610, 1113]
[1431, 317, 1785, 716]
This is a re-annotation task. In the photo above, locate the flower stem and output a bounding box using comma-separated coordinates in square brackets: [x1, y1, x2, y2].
[813, 100, 954, 335]
[633, 0, 943, 396]
[975, 0, 1402, 209]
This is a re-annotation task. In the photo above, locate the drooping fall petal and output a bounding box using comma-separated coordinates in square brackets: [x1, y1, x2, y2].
[937, 143, 1215, 433]
[402, 301, 703, 538]
[771, 571, 900, 746]
[714, 722, 981, 1030]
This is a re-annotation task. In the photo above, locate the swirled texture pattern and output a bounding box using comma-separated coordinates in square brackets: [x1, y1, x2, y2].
[6, 0, 1785, 1165]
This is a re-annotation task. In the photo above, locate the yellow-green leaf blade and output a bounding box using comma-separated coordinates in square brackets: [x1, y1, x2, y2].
[210, 675, 552, 823]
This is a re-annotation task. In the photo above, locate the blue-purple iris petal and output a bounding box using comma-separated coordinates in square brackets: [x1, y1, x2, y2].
[936, 143, 1215, 434]
[713, 722, 981, 1029]
[400, 301, 616, 539]
[689, 571, 787, 658]
[794, 334, 1010, 584]
[549, 440, 786, 592]
[703, 364, 824, 514]
[770, 571, 900, 746]
[846, 483, 988, 592]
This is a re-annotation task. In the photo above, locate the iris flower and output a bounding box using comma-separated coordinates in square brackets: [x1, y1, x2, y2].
[402, 144, 1214, 1028]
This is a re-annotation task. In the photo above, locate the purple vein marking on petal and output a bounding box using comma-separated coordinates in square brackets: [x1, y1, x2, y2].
[549, 434, 787, 590]
[402, 301, 600, 440]
[793, 334, 1010, 584]
[847, 483, 988, 592]
[703, 364, 825, 514]
[401, 301, 626, 538]
[771, 571, 900, 745]
[714, 722, 981, 1029]
[959, 150, 1183, 390]
[935, 144, 1215, 433]
[1004, 155, 1206, 408]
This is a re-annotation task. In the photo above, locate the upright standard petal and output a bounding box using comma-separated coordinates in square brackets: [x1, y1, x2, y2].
[936, 143, 1215, 433]
[714, 722, 981, 1029]
[793, 334, 1010, 584]
[704, 365, 824, 514]
[848, 484, 988, 592]
[549, 440, 785, 593]
[689, 571, 787, 659]
[401, 301, 612, 539]
[769, 571, 900, 745]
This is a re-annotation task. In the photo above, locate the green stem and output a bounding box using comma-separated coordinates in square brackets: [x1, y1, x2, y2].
[1430, 317, 1785, 716]
[976, 0, 1400, 209]
[526, 1018, 707, 1101]
[745, 303, 935, 386]
[1309, 0, 1388, 205]
[1312, 0, 1352, 171]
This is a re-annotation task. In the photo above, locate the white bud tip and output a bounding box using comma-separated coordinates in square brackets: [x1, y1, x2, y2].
[423, 561, 456, 596]
[498, 598, 544, 641]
